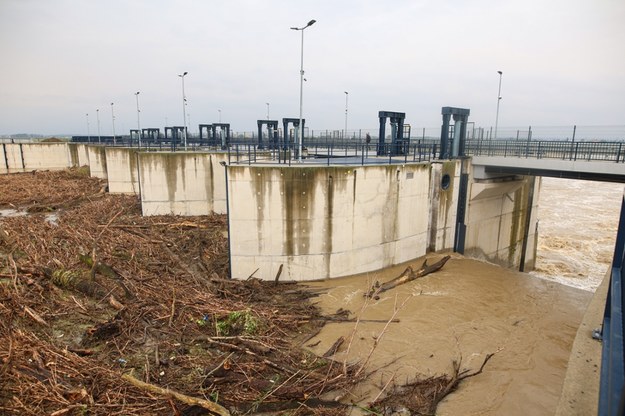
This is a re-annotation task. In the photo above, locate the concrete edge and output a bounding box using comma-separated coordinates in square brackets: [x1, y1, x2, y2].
[555, 271, 609, 415]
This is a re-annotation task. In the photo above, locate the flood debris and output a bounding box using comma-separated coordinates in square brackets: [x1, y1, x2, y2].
[0, 167, 104, 210]
[367, 352, 498, 415]
[367, 255, 451, 298]
[0, 170, 357, 415]
[1, 169, 490, 415]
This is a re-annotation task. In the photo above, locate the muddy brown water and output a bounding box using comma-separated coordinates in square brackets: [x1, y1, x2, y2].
[306, 254, 591, 415]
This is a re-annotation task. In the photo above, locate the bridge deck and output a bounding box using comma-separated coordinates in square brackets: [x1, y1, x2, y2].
[471, 156, 625, 183]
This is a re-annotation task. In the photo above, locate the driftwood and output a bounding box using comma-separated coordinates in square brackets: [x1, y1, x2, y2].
[274, 264, 284, 286]
[369, 350, 499, 414]
[368, 255, 451, 298]
[121, 372, 230, 416]
[23, 306, 48, 326]
[322, 336, 345, 358]
[46, 268, 108, 299]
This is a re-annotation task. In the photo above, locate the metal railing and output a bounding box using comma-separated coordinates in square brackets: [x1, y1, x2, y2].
[224, 141, 438, 166]
[598, 194, 625, 415]
[66, 135, 625, 165]
[466, 139, 625, 163]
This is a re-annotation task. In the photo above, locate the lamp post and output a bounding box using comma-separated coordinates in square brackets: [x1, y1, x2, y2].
[494, 70, 503, 140]
[266, 102, 270, 120]
[86, 113, 91, 142]
[110, 102, 116, 145]
[290, 19, 316, 161]
[218, 109, 221, 123]
[344, 91, 348, 139]
[96, 109, 101, 143]
[178, 72, 188, 150]
[134, 91, 141, 147]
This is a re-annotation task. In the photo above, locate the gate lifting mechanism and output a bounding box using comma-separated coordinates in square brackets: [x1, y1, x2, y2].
[257, 120, 279, 150]
[212, 123, 231, 149]
[438, 106, 471, 257]
[439, 107, 470, 159]
[377, 111, 410, 156]
[141, 128, 161, 143]
[164, 126, 186, 151]
[198, 124, 212, 145]
[198, 124, 231, 149]
[129, 129, 142, 145]
[282, 118, 306, 155]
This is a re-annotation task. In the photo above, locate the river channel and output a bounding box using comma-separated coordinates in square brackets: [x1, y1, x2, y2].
[307, 255, 590, 414]
[305, 177, 624, 414]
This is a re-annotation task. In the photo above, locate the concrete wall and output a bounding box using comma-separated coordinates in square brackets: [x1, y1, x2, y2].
[428, 160, 461, 252]
[86, 145, 108, 179]
[105, 147, 140, 194]
[0, 144, 7, 174]
[138, 152, 228, 216]
[0, 142, 541, 277]
[227, 162, 459, 281]
[78, 144, 89, 167]
[0, 143, 71, 173]
[68, 143, 89, 168]
[463, 166, 540, 270]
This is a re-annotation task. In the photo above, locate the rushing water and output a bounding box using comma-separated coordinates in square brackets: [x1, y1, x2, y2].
[306, 176, 622, 414]
[532, 177, 624, 291]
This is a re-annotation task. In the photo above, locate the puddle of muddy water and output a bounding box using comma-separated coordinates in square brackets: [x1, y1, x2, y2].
[306, 254, 591, 415]
[0, 208, 60, 225]
[0, 208, 28, 218]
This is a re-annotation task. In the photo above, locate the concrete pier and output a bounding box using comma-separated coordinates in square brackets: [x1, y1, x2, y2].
[0, 142, 539, 281]
[1, 143, 71, 173]
[85, 145, 108, 179]
[227, 161, 461, 281]
[137, 152, 229, 216]
[67, 143, 89, 168]
[464, 169, 540, 270]
[105, 147, 140, 194]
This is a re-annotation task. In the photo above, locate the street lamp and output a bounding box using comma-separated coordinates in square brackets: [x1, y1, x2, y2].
[178, 72, 188, 150]
[344, 91, 348, 139]
[86, 113, 91, 142]
[218, 109, 222, 123]
[110, 102, 116, 145]
[96, 109, 101, 143]
[266, 102, 270, 120]
[134, 91, 141, 147]
[494, 70, 503, 140]
[290, 19, 316, 161]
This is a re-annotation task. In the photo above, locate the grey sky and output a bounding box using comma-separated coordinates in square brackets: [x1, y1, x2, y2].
[1, 0, 624, 136]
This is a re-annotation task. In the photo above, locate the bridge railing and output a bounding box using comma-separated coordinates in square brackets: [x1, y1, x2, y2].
[598, 193, 625, 415]
[466, 139, 625, 163]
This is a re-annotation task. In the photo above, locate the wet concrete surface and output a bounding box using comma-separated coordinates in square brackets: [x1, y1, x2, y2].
[306, 253, 592, 415]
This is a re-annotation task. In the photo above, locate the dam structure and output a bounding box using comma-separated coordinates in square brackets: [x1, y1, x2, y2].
[3, 112, 625, 414]
[2, 107, 624, 282]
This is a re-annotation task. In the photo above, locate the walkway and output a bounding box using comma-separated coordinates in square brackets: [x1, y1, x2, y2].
[466, 139, 625, 182]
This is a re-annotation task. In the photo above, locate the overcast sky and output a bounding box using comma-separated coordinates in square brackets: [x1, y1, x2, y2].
[1, 0, 624, 136]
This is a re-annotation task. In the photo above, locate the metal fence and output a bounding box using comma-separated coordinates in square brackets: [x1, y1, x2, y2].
[598, 194, 625, 416]
[465, 139, 625, 163]
[225, 140, 438, 166]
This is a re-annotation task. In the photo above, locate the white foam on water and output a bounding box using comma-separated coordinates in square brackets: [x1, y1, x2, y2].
[530, 177, 624, 292]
